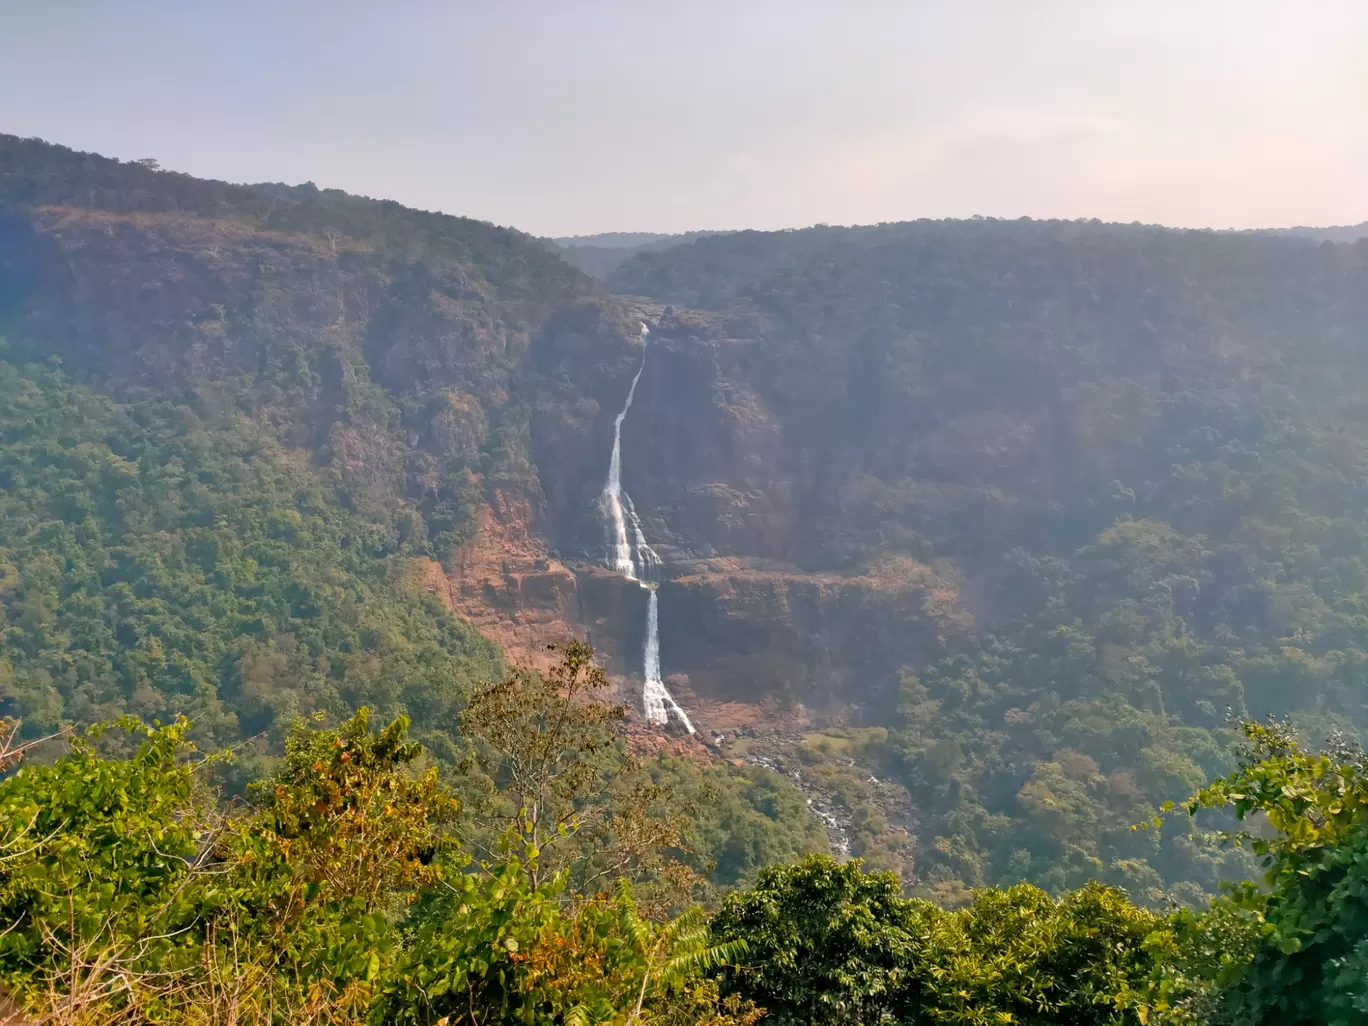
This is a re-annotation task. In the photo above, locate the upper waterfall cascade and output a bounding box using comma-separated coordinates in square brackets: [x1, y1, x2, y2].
[599, 324, 696, 733]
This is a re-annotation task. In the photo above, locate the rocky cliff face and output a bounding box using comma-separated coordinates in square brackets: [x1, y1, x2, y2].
[528, 305, 973, 721]
[660, 555, 967, 705]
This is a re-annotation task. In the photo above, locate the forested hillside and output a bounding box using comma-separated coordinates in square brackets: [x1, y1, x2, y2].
[610, 220, 1368, 901]
[8, 134, 1368, 914]
[0, 132, 609, 736]
[0, 136, 829, 889]
[0, 352, 500, 753]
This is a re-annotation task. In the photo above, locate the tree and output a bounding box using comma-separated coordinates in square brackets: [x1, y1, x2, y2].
[216, 708, 461, 1015]
[249, 707, 457, 915]
[0, 716, 207, 987]
[918, 882, 1161, 1025]
[710, 854, 928, 1026]
[376, 870, 748, 1026]
[1165, 721, 1368, 1025]
[0, 709, 459, 1022]
[0, 716, 319, 1022]
[461, 642, 690, 895]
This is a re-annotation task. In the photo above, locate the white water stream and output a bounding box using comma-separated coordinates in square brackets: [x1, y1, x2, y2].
[642, 589, 695, 731]
[600, 324, 695, 733]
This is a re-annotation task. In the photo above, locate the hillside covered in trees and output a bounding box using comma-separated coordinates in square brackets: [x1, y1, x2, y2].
[5, 132, 1368, 1006]
[0, 134, 829, 889]
[603, 220, 1368, 902]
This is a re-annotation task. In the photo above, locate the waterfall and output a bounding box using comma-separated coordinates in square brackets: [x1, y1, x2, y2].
[599, 323, 695, 733]
[642, 588, 695, 731]
[602, 347, 648, 579]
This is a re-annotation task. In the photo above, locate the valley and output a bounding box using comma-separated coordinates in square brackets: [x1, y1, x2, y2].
[5, 4, 1367, 1017]
[5, 132, 1368, 906]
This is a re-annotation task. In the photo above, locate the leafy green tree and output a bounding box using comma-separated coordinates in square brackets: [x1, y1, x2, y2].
[248, 707, 457, 915]
[460, 642, 691, 897]
[0, 709, 462, 1022]
[0, 715, 205, 986]
[918, 882, 1161, 1025]
[710, 854, 928, 1026]
[1168, 721, 1368, 1025]
[377, 866, 745, 1026]
[215, 709, 463, 1013]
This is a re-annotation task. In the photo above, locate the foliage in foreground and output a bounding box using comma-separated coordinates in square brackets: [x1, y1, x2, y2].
[0, 647, 1365, 1023]
[0, 707, 749, 1026]
[1151, 720, 1368, 1025]
[710, 856, 1165, 1026]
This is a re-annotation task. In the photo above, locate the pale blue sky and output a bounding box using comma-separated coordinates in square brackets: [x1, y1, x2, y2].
[1, 1, 1364, 235]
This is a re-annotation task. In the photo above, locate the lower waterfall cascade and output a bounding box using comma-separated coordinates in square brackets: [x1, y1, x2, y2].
[599, 324, 696, 733]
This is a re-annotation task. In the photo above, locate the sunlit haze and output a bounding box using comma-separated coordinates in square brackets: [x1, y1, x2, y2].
[2, 0, 1363, 235]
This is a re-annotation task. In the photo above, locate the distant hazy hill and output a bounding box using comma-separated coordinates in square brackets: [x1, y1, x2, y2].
[548, 229, 727, 278]
[553, 232, 685, 249]
[1263, 222, 1368, 243]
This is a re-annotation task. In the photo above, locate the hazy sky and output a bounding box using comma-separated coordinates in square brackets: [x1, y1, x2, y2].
[2, 1, 1364, 235]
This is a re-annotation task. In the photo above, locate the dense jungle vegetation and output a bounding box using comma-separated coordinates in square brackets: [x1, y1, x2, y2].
[1, 652, 1365, 1024]
[0, 346, 499, 751]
